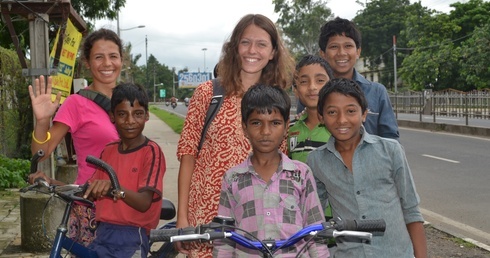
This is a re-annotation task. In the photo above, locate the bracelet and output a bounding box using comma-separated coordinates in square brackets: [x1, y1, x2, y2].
[32, 131, 51, 144]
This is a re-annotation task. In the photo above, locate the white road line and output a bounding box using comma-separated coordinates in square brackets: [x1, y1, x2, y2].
[422, 154, 460, 163]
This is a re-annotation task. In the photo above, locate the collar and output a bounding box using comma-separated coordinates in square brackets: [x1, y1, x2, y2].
[352, 68, 370, 85]
[326, 125, 376, 152]
[297, 113, 326, 128]
[241, 151, 297, 174]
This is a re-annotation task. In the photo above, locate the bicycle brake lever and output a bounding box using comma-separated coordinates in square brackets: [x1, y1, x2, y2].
[19, 178, 50, 193]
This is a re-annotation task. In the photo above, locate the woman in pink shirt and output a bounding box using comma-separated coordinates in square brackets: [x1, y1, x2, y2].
[28, 28, 122, 247]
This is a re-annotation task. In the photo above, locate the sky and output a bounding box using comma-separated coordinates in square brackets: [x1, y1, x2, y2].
[94, 0, 464, 73]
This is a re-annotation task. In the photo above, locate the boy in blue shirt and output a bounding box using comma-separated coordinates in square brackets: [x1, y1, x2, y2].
[318, 17, 399, 140]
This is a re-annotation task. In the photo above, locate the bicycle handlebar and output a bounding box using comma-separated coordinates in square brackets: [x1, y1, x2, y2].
[30, 149, 44, 174]
[149, 216, 386, 252]
[85, 155, 121, 191]
[20, 153, 124, 207]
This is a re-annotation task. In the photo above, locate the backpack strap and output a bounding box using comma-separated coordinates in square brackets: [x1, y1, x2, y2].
[197, 79, 225, 155]
[76, 89, 111, 115]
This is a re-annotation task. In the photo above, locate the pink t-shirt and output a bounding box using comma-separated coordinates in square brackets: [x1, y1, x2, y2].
[54, 94, 118, 184]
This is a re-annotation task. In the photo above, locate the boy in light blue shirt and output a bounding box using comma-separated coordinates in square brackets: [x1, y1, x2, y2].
[308, 78, 427, 257]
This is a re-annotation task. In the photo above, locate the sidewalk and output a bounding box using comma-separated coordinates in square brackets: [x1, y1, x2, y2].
[0, 112, 181, 257]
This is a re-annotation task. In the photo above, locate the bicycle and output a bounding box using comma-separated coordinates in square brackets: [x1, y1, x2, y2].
[149, 215, 386, 258]
[20, 150, 177, 258]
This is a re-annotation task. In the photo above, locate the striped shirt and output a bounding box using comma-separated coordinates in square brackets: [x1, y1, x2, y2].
[288, 113, 331, 163]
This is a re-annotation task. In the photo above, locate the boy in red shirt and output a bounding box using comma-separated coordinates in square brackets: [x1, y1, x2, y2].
[83, 83, 165, 258]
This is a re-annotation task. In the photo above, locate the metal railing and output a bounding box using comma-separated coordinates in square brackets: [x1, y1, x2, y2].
[390, 89, 490, 126]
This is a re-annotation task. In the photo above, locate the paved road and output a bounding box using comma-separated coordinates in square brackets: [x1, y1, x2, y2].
[400, 127, 490, 247]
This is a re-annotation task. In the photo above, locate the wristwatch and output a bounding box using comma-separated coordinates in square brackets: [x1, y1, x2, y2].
[112, 189, 126, 200]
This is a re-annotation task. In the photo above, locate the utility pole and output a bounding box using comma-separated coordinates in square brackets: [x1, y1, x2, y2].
[172, 67, 176, 96]
[393, 35, 397, 93]
[153, 65, 156, 102]
[29, 11, 53, 176]
[202, 48, 207, 72]
[146, 35, 149, 96]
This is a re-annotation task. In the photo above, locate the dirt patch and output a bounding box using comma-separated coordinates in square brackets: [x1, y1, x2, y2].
[426, 224, 490, 258]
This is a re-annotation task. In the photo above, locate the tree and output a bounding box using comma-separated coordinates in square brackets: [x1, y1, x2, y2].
[399, 11, 462, 91]
[0, 47, 31, 158]
[121, 42, 142, 83]
[136, 55, 179, 102]
[449, 0, 490, 42]
[0, 0, 126, 50]
[399, 0, 490, 91]
[353, 0, 413, 88]
[70, 0, 125, 21]
[459, 23, 490, 90]
[273, 0, 333, 59]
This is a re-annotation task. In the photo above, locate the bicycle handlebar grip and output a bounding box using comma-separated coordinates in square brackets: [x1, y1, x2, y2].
[30, 149, 45, 174]
[342, 219, 386, 233]
[86, 155, 121, 190]
[149, 228, 182, 242]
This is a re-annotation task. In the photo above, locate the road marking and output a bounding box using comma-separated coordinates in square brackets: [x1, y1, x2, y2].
[422, 154, 460, 163]
[421, 208, 490, 251]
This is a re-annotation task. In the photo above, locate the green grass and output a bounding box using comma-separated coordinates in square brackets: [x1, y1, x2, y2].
[450, 236, 478, 248]
[149, 106, 184, 134]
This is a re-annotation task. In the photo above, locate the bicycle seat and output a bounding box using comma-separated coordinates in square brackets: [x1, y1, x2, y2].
[160, 198, 176, 220]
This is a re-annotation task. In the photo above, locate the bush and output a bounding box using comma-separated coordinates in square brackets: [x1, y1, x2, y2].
[0, 154, 29, 189]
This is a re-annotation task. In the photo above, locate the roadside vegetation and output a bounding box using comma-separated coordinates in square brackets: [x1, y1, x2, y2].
[0, 155, 29, 189]
[149, 106, 184, 134]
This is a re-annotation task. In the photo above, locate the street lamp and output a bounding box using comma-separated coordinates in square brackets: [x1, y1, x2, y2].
[116, 12, 145, 82]
[202, 48, 207, 72]
[154, 83, 163, 103]
[116, 12, 145, 37]
[119, 25, 145, 34]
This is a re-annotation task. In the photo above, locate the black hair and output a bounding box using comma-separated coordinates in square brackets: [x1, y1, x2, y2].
[82, 28, 123, 62]
[111, 83, 149, 113]
[241, 83, 291, 123]
[318, 17, 362, 52]
[317, 78, 367, 116]
[294, 54, 335, 87]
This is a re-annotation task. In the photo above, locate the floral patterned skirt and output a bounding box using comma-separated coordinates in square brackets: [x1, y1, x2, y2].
[68, 203, 97, 247]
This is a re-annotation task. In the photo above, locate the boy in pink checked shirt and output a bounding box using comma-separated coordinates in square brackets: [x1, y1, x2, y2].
[214, 83, 329, 258]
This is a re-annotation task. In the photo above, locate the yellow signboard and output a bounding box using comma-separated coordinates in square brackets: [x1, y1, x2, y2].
[49, 19, 82, 104]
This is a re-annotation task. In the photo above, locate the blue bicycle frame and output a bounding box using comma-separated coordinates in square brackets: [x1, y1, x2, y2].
[49, 194, 98, 258]
[24, 153, 177, 258]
